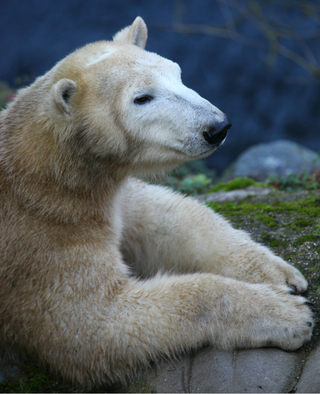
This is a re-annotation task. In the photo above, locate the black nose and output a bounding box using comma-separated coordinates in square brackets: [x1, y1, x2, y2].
[203, 118, 232, 146]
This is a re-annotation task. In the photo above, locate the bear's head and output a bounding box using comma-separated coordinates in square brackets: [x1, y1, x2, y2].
[3, 17, 231, 186]
[51, 17, 230, 174]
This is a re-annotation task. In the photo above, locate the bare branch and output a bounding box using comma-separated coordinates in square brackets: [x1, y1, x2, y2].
[162, 0, 320, 79]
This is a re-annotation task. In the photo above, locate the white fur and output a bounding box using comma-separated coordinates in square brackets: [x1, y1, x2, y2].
[86, 48, 118, 66]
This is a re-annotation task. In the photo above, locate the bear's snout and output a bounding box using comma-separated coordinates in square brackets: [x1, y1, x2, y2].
[203, 117, 232, 146]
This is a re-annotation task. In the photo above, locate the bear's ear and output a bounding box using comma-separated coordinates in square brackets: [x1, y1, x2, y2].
[53, 79, 77, 116]
[113, 16, 148, 49]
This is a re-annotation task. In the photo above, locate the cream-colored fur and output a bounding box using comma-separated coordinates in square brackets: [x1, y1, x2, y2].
[0, 17, 313, 389]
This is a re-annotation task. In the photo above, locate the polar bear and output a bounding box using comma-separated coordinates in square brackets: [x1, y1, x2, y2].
[0, 17, 313, 389]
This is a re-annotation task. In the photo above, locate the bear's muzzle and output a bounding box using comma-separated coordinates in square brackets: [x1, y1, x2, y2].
[203, 117, 232, 146]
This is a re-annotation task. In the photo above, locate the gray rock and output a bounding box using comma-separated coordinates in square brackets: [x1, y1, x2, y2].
[191, 349, 234, 393]
[196, 186, 273, 203]
[233, 348, 299, 393]
[296, 343, 320, 393]
[132, 347, 300, 393]
[221, 140, 320, 182]
[131, 356, 192, 393]
[190, 348, 299, 393]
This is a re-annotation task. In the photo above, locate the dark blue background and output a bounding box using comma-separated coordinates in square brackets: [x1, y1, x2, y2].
[1, 0, 319, 172]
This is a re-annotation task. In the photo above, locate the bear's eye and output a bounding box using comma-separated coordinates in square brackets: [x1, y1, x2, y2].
[134, 95, 153, 105]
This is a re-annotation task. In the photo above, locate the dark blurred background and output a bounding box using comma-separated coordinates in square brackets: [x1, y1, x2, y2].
[1, 0, 320, 173]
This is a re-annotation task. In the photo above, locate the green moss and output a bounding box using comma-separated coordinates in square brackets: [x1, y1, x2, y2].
[293, 233, 320, 246]
[159, 160, 216, 195]
[163, 173, 212, 195]
[269, 239, 281, 247]
[206, 195, 320, 250]
[292, 219, 316, 227]
[0, 364, 58, 393]
[207, 197, 320, 219]
[261, 216, 277, 227]
[266, 173, 320, 191]
[263, 236, 287, 247]
[208, 177, 262, 193]
[309, 268, 318, 273]
[285, 218, 317, 231]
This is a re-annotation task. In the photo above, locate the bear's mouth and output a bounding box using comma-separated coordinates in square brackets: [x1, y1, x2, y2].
[203, 128, 229, 146]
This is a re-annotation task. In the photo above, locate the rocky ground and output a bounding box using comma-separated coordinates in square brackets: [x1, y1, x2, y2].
[0, 186, 319, 393]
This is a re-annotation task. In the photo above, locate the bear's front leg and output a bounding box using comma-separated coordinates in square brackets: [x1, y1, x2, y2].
[39, 273, 313, 388]
[121, 179, 307, 292]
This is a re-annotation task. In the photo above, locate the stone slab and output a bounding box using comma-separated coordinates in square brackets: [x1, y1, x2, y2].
[190, 347, 299, 393]
[130, 356, 192, 393]
[191, 348, 234, 393]
[233, 348, 299, 393]
[296, 343, 320, 393]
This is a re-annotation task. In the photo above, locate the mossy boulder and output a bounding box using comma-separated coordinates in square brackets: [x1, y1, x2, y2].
[220, 140, 320, 182]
